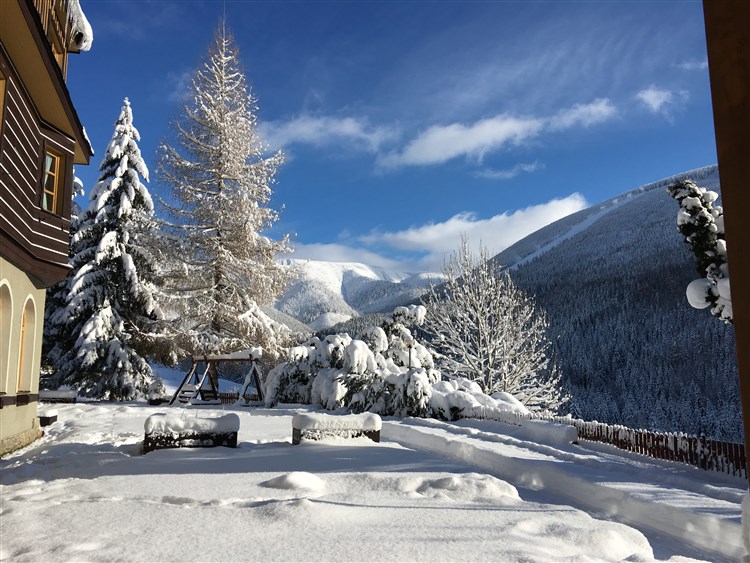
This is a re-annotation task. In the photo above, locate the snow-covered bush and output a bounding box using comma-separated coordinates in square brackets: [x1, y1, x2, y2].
[265, 306, 528, 421]
[146, 378, 166, 401]
[668, 179, 731, 324]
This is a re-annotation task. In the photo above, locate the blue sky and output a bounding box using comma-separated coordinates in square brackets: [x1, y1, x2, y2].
[68, 0, 716, 272]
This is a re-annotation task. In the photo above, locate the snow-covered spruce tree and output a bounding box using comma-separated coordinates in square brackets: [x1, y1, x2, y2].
[157, 22, 291, 360]
[667, 179, 731, 323]
[45, 99, 162, 399]
[422, 237, 568, 414]
[42, 174, 85, 372]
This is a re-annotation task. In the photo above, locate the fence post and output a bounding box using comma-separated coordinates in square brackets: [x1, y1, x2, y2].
[699, 434, 707, 470]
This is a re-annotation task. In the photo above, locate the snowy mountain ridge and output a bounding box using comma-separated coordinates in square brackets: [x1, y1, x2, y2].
[275, 259, 442, 330]
[497, 164, 719, 270]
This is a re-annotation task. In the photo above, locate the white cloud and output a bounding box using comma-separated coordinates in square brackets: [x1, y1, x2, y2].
[676, 59, 708, 71]
[477, 161, 545, 180]
[289, 242, 403, 270]
[379, 115, 544, 168]
[359, 193, 588, 270]
[381, 99, 615, 169]
[635, 86, 689, 116]
[260, 115, 397, 153]
[548, 98, 617, 130]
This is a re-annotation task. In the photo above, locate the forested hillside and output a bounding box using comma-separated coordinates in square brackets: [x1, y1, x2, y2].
[496, 166, 742, 441]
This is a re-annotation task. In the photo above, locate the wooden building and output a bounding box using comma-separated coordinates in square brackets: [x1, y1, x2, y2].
[0, 0, 93, 455]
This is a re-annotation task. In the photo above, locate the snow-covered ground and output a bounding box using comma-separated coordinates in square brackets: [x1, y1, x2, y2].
[1, 401, 745, 562]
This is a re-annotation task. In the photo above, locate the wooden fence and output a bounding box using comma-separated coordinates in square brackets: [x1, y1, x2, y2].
[218, 391, 240, 404]
[519, 412, 747, 480]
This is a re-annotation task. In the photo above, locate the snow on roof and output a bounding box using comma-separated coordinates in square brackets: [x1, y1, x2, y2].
[68, 0, 93, 52]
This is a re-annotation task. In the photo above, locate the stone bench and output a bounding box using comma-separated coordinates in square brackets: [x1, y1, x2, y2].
[292, 412, 382, 445]
[143, 413, 240, 454]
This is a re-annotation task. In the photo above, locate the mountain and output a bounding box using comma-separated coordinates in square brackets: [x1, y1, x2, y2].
[272, 165, 740, 441]
[275, 259, 440, 330]
[493, 165, 741, 441]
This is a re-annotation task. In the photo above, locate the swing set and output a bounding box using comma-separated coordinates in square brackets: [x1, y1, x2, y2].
[169, 352, 264, 406]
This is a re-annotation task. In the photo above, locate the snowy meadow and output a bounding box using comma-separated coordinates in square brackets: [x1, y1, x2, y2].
[1, 399, 745, 562]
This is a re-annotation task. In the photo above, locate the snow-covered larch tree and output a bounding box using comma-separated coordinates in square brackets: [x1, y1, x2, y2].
[157, 22, 291, 359]
[45, 99, 162, 399]
[668, 179, 731, 323]
[422, 237, 568, 414]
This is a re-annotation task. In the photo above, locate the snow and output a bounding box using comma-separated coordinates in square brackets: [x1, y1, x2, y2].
[1, 402, 745, 562]
[68, 0, 93, 52]
[686, 278, 712, 309]
[144, 412, 240, 434]
[744, 492, 750, 555]
[309, 312, 352, 331]
[292, 412, 382, 432]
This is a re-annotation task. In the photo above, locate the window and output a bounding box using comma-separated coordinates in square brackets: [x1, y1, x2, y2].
[16, 299, 35, 393]
[41, 149, 63, 214]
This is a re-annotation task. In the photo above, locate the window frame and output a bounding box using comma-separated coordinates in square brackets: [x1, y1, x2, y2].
[40, 146, 64, 216]
[0, 66, 6, 140]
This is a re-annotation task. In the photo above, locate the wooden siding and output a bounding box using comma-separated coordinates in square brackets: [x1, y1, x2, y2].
[0, 45, 74, 287]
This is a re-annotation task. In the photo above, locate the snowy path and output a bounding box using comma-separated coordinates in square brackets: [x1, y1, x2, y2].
[383, 417, 745, 561]
[1, 403, 745, 562]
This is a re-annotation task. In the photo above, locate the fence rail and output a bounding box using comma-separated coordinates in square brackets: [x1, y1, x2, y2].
[506, 411, 746, 480]
[218, 392, 240, 404]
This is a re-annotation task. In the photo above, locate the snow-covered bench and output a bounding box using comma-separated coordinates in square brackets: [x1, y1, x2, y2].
[292, 413, 382, 445]
[39, 389, 77, 403]
[38, 409, 58, 427]
[143, 413, 240, 453]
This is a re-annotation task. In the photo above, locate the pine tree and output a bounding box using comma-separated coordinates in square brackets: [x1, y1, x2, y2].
[668, 179, 731, 323]
[42, 174, 85, 372]
[422, 237, 569, 414]
[157, 22, 291, 359]
[45, 99, 161, 399]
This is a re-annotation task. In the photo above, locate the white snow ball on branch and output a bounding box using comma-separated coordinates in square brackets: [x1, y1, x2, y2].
[686, 278, 712, 309]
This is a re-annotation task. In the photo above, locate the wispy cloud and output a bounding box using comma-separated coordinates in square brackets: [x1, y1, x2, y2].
[548, 98, 617, 130]
[476, 161, 545, 181]
[360, 193, 588, 270]
[635, 86, 689, 117]
[260, 114, 398, 153]
[166, 69, 194, 103]
[676, 59, 708, 71]
[380, 99, 615, 169]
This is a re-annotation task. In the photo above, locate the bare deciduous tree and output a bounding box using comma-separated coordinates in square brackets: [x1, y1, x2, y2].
[157, 22, 292, 359]
[422, 237, 568, 413]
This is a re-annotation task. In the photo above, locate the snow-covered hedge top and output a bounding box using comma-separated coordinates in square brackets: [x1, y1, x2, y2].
[144, 413, 240, 434]
[292, 412, 382, 432]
